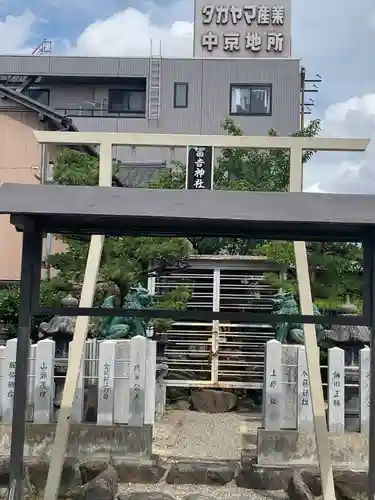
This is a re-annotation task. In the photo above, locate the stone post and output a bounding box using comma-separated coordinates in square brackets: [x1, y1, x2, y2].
[297, 345, 314, 431]
[34, 339, 55, 424]
[27, 343, 36, 421]
[2, 339, 17, 423]
[129, 335, 147, 427]
[85, 339, 99, 386]
[0, 345, 6, 418]
[264, 339, 282, 430]
[69, 341, 84, 423]
[328, 346, 345, 433]
[97, 340, 116, 424]
[360, 346, 370, 435]
[144, 340, 157, 425]
[113, 340, 131, 424]
[155, 364, 168, 420]
[281, 344, 298, 429]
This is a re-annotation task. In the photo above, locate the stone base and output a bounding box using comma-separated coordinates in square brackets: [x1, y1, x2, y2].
[256, 428, 368, 469]
[0, 454, 368, 498]
[0, 423, 153, 461]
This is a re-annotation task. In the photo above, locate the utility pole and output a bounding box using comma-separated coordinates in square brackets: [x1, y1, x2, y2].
[300, 66, 322, 130]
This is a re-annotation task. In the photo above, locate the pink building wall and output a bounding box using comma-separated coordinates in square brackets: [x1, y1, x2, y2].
[0, 109, 62, 281]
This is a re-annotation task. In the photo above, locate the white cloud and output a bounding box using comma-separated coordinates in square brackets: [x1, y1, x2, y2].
[70, 7, 193, 57]
[304, 183, 325, 193]
[0, 11, 36, 54]
[307, 93, 375, 194]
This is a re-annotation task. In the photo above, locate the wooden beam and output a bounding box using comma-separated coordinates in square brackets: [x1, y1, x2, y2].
[289, 147, 336, 500]
[34, 130, 370, 152]
[43, 141, 113, 500]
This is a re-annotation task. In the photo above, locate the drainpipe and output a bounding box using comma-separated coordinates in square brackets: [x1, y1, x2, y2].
[41, 143, 52, 279]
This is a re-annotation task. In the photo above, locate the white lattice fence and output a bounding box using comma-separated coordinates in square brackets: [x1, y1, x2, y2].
[0, 335, 157, 425]
[263, 339, 370, 434]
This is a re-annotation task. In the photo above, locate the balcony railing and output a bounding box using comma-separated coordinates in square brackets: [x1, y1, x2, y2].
[55, 107, 146, 119]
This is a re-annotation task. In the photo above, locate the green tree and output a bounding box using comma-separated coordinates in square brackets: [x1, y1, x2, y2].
[153, 117, 363, 306]
[42, 150, 192, 333]
[153, 116, 320, 255]
[0, 281, 66, 338]
[0, 117, 362, 331]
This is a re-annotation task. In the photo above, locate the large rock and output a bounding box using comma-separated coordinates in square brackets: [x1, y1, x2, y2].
[0, 458, 81, 498]
[68, 465, 118, 500]
[79, 459, 167, 485]
[190, 390, 237, 413]
[334, 470, 367, 500]
[236, 465, 291, 490]
[167, 388, 190, 401]
[166, 462, 235, 485]
[301, 469, 368, 500]
[300, 470, 322, 496]
[114, 461, 167, 484]
[287, 471, 315, 500]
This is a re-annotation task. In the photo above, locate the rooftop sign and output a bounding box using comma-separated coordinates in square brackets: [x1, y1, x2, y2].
[193, 1, 291, 58]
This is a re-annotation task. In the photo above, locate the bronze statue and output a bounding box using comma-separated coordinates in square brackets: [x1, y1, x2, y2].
[271, 291, 327, 345]
[96, 283, 153, 339]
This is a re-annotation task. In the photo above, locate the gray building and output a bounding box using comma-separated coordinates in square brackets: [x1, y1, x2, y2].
[0, 54, 300, 162]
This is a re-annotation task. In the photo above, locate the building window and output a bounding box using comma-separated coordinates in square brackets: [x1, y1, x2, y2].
[174, 82, 188, 108]
[108, 89, 146, 114]
[230, 84, 272, 116]
[24, 88, 50, 106]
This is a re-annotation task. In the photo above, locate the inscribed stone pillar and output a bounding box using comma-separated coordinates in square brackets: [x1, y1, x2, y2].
[85, 339, 99, 386]
[34, 339, 55, 424]
[297, 345, 314, 431]
[263, 339, 282, 430]
[27, 344, 36, 421]
[2, 339, 17, 423]
[113, 340, 131, 424]
[328, 346, 345, 433]
[97, 340, 116, 424]
[0, 345, 6, 418]
[360, 346, 370, 435]
[129, 335, 147, 427]
[281, 344, 298, 429]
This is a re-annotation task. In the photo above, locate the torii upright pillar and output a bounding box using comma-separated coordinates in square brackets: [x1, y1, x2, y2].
[42, 142, 113, 500]
[289, 147, 335, 500]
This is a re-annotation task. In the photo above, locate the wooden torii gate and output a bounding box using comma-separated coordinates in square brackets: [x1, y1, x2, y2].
[27, 132, 369, 500]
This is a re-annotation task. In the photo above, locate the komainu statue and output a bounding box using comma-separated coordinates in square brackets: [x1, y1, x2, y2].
[96, 283, 153, 339]
[38, 294, 90, 356]
[271, 291, 327, 345]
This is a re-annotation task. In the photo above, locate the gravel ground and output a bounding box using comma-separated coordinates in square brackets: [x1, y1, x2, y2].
[118, 482, 287, 500]
[153, 409, 261, 460]
[120, 410, 266, 499]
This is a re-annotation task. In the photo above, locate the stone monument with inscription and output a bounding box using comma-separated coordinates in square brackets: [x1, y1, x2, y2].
[325, 298, 371, 432]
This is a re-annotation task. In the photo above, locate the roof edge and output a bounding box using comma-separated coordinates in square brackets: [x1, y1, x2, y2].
[0, 85, 98, 158]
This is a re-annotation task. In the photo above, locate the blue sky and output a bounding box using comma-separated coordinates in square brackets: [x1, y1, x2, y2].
[0, 0, 375, 192]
